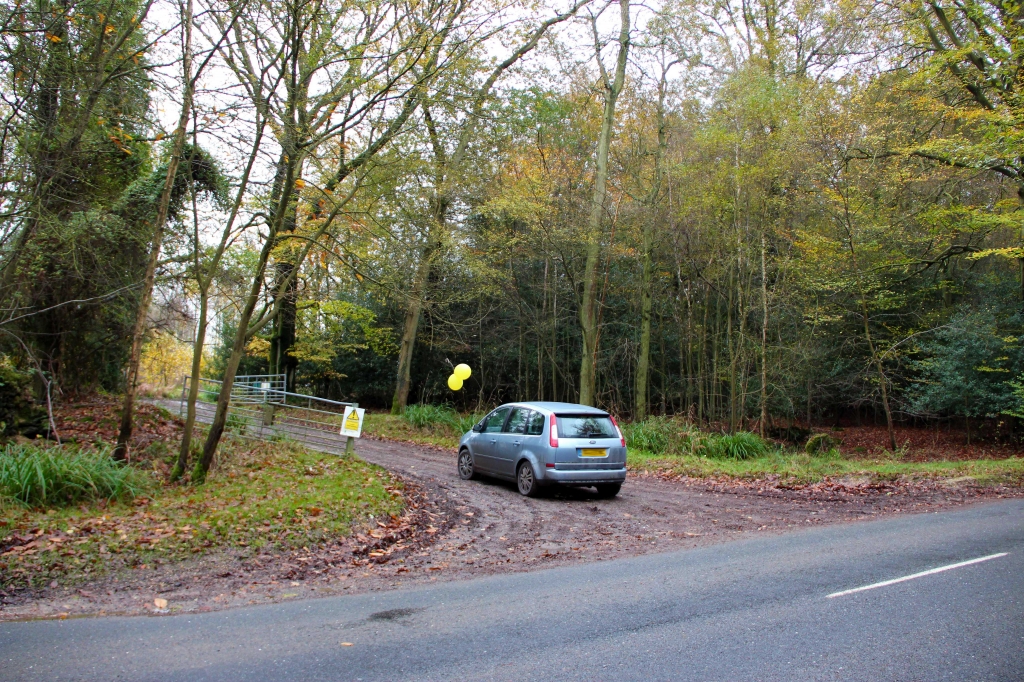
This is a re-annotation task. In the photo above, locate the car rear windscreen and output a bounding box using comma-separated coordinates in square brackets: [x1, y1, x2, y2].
[556, 414, 616, 438]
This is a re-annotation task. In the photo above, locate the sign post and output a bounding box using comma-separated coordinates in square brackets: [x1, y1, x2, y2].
[340, 403, 363, 456]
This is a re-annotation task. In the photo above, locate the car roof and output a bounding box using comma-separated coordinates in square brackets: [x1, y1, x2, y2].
[502, 401, 609, 415]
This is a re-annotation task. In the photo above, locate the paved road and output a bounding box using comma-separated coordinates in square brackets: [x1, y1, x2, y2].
[3, 498, 1021, 681]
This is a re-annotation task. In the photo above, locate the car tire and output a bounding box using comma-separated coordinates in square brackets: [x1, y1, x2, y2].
[516, 461, 540, 497]
[458, 449, 477, 480]
[595, 483, 621, 498]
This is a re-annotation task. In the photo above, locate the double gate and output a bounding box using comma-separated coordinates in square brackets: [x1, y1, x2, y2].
[178, 374, 358, 453]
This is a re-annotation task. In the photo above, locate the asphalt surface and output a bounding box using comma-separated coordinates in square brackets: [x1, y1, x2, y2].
[2, 498, 1021, 681]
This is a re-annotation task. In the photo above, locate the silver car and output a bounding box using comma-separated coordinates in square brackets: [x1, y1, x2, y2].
[457, 402, 627, 498]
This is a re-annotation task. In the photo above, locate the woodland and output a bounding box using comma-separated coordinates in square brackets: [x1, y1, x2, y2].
[1, 0, 1024, 475]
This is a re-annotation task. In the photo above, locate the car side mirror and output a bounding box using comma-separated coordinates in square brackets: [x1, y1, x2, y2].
[472, 421, 484, 433]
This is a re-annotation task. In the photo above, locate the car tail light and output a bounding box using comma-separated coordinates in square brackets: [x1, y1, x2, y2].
[609, 415, 625, 447]
[549, 413, 558, 448]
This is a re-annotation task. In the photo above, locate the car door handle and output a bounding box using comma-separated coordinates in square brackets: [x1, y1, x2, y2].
[513, 441, 521, 446]
[489, 439, 497, 444]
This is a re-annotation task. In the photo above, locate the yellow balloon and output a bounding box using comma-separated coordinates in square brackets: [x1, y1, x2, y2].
[447, 374, 464, 391]
[454, 363, 472, 380]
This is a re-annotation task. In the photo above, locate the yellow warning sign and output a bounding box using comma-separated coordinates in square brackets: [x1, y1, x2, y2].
[340, 406, 364, 438]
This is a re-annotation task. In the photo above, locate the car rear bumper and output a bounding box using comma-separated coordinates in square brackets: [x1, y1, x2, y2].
[540, 467, 627, 485]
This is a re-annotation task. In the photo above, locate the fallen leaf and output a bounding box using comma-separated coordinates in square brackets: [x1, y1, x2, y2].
[154, 598, 168, 609]
[341, 642, 353, 647]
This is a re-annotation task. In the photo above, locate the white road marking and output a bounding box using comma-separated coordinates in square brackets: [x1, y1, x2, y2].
[827, 553, 1009, 599]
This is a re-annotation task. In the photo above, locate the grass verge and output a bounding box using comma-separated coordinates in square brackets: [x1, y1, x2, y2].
[623, 415, 1024, 485]
[1, 436, 403, 591]
[627, 448, 1024, 486]
[362, 410, 472, 450]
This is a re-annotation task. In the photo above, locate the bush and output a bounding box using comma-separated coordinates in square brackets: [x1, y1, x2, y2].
[805, 432, 840, 455]
[0, 443, 149, 508]
[622, 416, 701, 455]
[0, 356, 47, 439]
[622, 417, 670, 453]
[700, 431, 770, 460]
[404, 404, 480, 435]
[765, 424, 812, 445]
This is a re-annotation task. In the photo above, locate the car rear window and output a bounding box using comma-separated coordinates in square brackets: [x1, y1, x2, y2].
[556, 414, 616, 438]
[526, 411, 545, 435]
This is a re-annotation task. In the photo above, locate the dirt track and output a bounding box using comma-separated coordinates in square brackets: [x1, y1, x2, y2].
[351, 437, 1002, 579]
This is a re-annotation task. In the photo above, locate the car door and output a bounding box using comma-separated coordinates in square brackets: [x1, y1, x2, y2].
[494, 407, 531, 478]
[473, 406, 510, 473]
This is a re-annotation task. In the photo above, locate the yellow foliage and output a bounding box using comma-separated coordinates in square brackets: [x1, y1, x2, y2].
[246, 337, 271, 359]
[139, 332, 199, 388]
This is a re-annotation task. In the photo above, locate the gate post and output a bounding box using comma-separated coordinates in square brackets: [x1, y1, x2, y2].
[344, 402, 359, 456]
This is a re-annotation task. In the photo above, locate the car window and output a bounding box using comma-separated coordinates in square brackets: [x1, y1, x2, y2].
[482, 407, 510, 433]
[556, 414, 616, 438]
[504, 407, 530, 434]
[526, 411, 545, 435]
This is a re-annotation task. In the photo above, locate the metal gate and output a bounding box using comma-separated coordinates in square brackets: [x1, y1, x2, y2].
[178, 374, 358, 453]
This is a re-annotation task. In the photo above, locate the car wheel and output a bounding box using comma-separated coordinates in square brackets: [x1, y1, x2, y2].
[458, 449, 476, 480]
[516, 461, 540, 497]
[595, 483, 621, 498]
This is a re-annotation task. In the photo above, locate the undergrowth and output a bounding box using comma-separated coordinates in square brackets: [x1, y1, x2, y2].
[0, 443, 149, 508]
[622, 417, 770, 460]
[622, 416, 1024, 484]
[402, 404, 481, 435]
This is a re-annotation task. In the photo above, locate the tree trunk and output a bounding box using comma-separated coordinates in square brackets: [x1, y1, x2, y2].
[759, 229, 769, 436]
[551, 267, 558, 402]
[193, 215, 283, 482]
[856, 282, 896, 450]
[727, 261, 737, 433]
[635, 71, 668, 420]
[579, 0, 630, 406]
[636, 226, 653, 418]
[269, 190, 301, 392]
[113, 1, 194, 460]
[390, 200, 444, 414]
[538, 258, 548, 400]
[171, 291, 208, 481]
